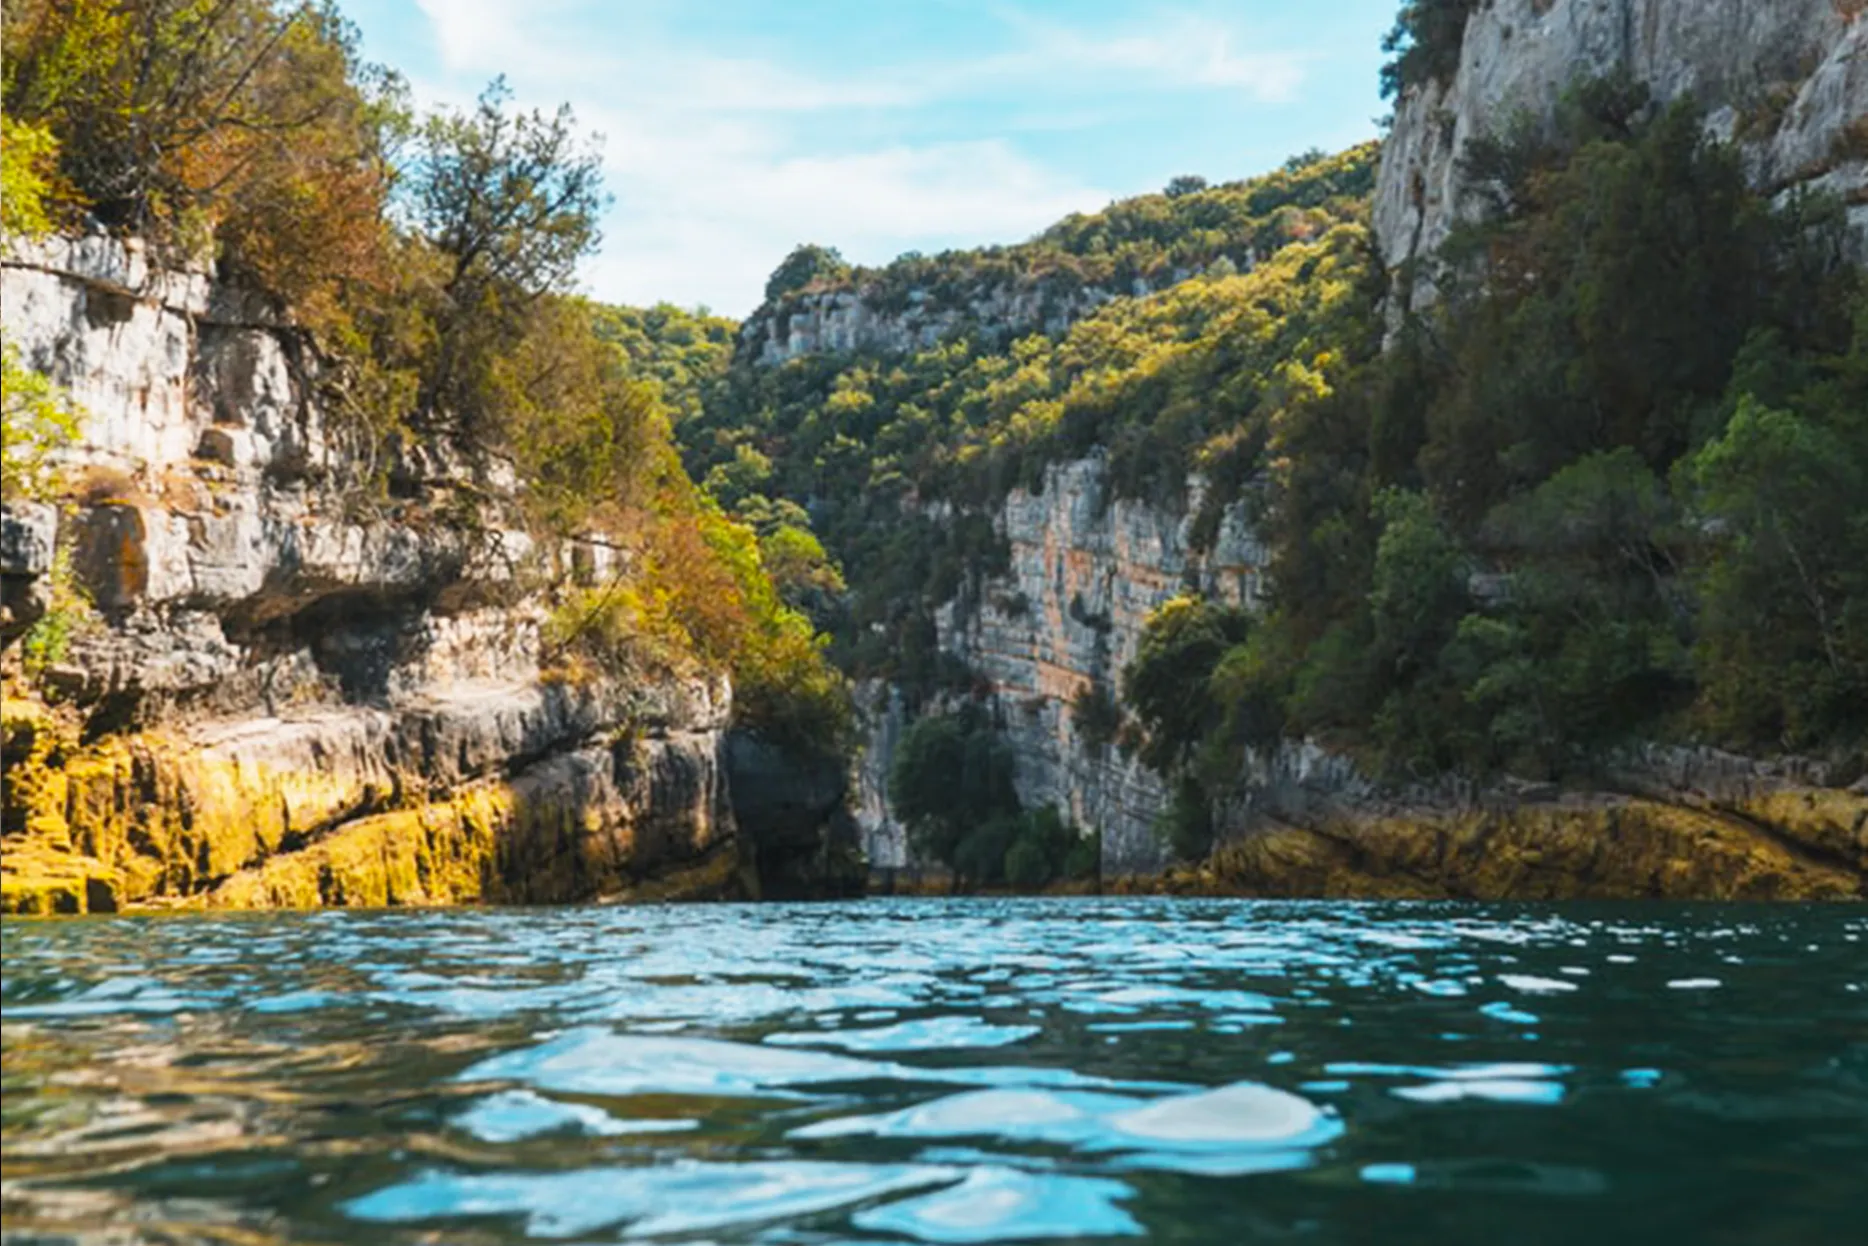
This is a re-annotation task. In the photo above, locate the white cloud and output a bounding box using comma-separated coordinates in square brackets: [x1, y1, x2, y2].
[397, 1, 1309, 313]
[584, 117, 1107, 314]
[994, 12, 1308, 100]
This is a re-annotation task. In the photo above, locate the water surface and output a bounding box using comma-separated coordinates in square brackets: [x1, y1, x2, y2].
[3, 898, 1864, 1244]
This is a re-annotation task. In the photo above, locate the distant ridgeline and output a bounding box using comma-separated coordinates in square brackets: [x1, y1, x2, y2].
[683, 147, 1382, 698]
[736, 147, 1378, 365]
[648, 19, 1868, 887]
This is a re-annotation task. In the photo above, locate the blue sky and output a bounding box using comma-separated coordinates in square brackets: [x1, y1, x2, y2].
[338, 1, 1401, 316]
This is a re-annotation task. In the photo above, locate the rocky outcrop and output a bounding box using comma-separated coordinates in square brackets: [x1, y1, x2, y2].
[851, 454, 1264, 875]
[740, 275, 1144, 366]
[725, 731, 863, 899]
[1374, 0, 1868, 314]
[0, 234, 825, 913]
[0, 502, 58, 647]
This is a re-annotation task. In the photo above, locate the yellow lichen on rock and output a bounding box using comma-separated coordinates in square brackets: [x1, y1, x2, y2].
[1722, 788, 1868, 872]
[53, 729, 385, 902]
[207, 787, 511, 909]
[1204, 797, 1863, 901]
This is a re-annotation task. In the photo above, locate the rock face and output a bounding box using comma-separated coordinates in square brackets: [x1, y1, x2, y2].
[853, 454, 1266, 876]
[851, 450, 1866, 897]
[837, 0, 1868, 897]
[739, 275, 1140, 366]
[1374, 0, 1868, 314]
[0, 235, 821, 913]
[814, 2, 1868, 898]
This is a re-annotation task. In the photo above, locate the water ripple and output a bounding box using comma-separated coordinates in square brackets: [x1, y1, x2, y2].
[3, 898, 1864, 1244]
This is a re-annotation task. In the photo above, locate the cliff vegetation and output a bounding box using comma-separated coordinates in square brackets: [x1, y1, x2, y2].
[680, 74, 1866, 868]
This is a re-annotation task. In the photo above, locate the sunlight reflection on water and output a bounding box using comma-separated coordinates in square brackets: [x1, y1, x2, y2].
[2, 898, 1865, 1245]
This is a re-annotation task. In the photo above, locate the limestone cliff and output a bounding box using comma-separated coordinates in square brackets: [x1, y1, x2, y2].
[855, 455, 1264, 876]
[1374, 0, 1868, 314]
[739, 276, 1127, 366]
[0, 235, 846, 913]
[849, 447, 1865, 898]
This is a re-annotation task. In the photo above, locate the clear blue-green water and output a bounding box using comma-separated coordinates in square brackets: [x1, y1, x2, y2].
[3, 899, 1865, 1245]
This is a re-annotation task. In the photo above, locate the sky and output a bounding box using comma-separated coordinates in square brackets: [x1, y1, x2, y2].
[337, 0, 1402, 317]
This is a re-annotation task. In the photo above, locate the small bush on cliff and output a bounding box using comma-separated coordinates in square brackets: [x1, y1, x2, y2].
[765, 244, 851, 302]
[1380, 0, 1479, 100]
[0, 345, 83, 501]
[21, 548, 98, 677]
[0, 115, 57, 237]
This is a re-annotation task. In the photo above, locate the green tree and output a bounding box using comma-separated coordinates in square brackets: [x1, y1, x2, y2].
[1362, 488, 1470, 776]
[1447, 448, 1691, 773]
[0, 115, 57, 237]
[888, 708, 1020, 880]
[1, 345, 83, 500]
[1122, 596, 1252, 775]
[409, 77, 607, 429]
[1380, 0, 1478, 100]
[1681, 395, 1868, 746]
[764, 244, 849, 302]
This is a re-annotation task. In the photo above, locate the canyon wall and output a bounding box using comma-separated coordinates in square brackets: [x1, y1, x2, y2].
[856, 456, 1264, 876]
[0, 236, 847, 914]
[853, 453, 1865, 898]
[1375, 0, 1868, 314]
[841, 0, 1868, 899]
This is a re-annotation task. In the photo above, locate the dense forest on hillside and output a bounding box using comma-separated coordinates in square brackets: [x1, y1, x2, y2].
[683, 147, 1381, 697]
[674, 74, 1867, 866]
[757, 144, 1378, 325]
[0, 0, 847, 758]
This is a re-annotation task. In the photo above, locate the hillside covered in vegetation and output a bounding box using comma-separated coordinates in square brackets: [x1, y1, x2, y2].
[674, 73, 1866, 875]
[3, 0, 1861, 900]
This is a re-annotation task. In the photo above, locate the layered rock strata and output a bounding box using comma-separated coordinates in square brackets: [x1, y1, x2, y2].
[0, 235, 837, 913]
[740, 279, 1124, 367]
[856, 454, 1265, 876]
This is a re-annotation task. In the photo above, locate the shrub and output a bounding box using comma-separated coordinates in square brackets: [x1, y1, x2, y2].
[1071, 681, 1122, 751]
[1157, 774, 1214, 863]
[889, 707, 1020, 872]
[765, 244, 850, 302]
[1380, 0, 1478, 100]
[22, 548, 97, 677]
[1, 345, 83, 500]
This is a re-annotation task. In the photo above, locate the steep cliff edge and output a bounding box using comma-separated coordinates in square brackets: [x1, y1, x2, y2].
[1375, 0, 1868, 314]
[0, 236, 846, 913]
[856, 455, 1264, 876]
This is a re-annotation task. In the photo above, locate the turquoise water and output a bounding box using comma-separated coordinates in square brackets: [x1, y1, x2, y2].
[2, 899, 1864, 1245]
